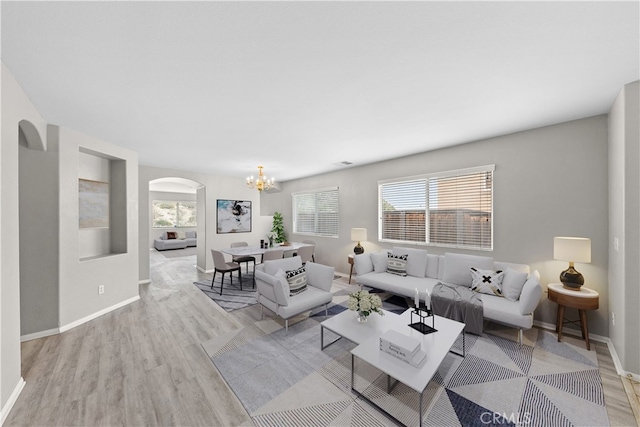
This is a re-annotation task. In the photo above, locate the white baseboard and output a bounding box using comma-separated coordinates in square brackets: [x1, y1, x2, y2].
[533, 319, 609, 343]
[138, 279, 151, 285]
[196, 265, 213, 274]
[1, 377, 25, 425]
[533, 319, 639, 379]
[20, 327, 60, 343]
[59, 295, 140, 333]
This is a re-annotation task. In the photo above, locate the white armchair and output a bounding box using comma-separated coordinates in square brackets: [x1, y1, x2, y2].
[255, 256, 335, 332]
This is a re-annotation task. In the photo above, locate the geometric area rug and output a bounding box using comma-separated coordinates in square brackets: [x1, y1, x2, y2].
[201, 285, 609, 427]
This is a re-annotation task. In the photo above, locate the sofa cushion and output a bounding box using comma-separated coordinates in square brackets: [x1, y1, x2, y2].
[354, 253, 373, 275]
[442, 253, 494, 287]
[263, 256, 303, 276]
[502, 268, 529, 302]
[481, 294, 533, 329]
[185, 230, 196, 238]
[426, 254, 439, 279]
[387, 254, 408, 277]
[166, 231, 178, 239]
[357, 272, 439, 299]
[278, 286, 333, 319]
[286, 266, 307, 296]
[470, 267, 504, 297]
[393, 247, 428, 278]
[372, 252, 388, 273]
[305, 262, 334, 292]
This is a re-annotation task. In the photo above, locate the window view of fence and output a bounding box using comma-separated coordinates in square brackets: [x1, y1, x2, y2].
[379, 167, 493, 250]
[153, 201, 197, 228]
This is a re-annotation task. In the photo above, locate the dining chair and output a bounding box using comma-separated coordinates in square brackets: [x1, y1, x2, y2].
[261, 249, 284, 262]
[296, 245, 315, 265]
[293, 240, 316, 262]
[230, 242, 256, 278]
[210, 249, 242, 295]
[302, 240, 316, 262]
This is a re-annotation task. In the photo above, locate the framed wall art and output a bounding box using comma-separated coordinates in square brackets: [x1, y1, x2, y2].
[217, 199, 252, 233]
[79, 178, 109, 228]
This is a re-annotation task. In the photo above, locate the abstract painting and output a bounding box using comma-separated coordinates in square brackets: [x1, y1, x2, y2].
[79, 179, 109, 228]
[217, 199, 252, 233]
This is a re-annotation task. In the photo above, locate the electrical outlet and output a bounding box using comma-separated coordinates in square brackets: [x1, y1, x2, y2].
[98, 285, 104, 295]
[611, 312, 615, 326]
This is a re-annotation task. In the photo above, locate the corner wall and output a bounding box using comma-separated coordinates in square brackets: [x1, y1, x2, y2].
[608, 81, 640, 376]
[264, 115, 610, 337]
[1, 62, 47, 419]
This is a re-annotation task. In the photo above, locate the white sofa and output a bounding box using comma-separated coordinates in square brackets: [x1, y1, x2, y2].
[154, 231, 197, 250]
[354, 247, 542, 343]
[255, 256, 335, 332]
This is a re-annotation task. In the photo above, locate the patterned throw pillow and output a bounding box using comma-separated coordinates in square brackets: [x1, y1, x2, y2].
[470, 267, 505, 297]
[387, 254, 408, 277]
[166, 231, 177, 240]
[286, 266, 307, 296]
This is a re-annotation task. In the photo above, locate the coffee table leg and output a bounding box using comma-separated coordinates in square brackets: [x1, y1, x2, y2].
[320, 325, 342, 350]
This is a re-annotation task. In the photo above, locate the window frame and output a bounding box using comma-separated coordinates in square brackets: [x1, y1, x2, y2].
[291, 187, 340, 238]
[378, 165, 495, 251]
[152, 200, 197, 228]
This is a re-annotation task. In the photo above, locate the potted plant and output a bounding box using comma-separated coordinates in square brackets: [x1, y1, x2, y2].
[271, 211, 287, 244]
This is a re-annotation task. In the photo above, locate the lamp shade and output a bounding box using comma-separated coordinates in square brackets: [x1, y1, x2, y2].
[351, 228, 367, 242]
[553, 237, 591, 263]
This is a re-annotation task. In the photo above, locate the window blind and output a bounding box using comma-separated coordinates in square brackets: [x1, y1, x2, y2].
[379, 166, 493, 250]
[292, 187, 339, 237]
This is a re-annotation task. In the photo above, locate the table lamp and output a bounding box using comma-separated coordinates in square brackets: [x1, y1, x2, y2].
[351, 228, 367, 255]
[553, 236, 591, 290]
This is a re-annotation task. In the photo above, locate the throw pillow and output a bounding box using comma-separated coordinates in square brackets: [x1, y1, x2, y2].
[166, 231, 177, 240]
[371, 252, 388, 273]
[393, 247, 428, 278]
[353, 253, 374, 275]
[286, 266, 307, 296]
[502, 268, 529, 301]
[387, 254, 408, 277]
[470, 267, 505, 297]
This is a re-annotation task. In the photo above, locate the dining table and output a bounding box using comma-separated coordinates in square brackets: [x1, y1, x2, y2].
[220, 241, 311, 258]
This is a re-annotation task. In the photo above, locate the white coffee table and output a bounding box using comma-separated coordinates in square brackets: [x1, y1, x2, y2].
[320, 308, 399, 349]
[320, 308, 465, 426]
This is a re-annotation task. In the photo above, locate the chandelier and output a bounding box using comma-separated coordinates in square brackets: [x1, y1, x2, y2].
[246, 166, 275, 192]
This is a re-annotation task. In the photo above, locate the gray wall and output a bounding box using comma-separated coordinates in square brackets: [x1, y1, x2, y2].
[264, 115, 610, 337]
[608, 81, 640, 375]
[19, 142, 59, 337]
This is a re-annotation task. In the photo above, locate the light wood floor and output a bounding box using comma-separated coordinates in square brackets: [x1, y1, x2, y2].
[5, 251, 638, 426]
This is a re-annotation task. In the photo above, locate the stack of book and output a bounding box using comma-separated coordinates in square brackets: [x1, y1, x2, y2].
[379, 329, 427, 367]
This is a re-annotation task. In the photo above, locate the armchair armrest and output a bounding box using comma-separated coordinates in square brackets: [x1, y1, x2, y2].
[255, 268, 290, 306]
[305, 262, 335, 293]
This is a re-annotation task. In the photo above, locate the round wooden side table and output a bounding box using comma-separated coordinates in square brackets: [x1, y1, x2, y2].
[547, 282, 599, 350]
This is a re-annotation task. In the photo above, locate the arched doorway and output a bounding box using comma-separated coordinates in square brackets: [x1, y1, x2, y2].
[18, 120, 60, 340]
[148, 177, 205, 274]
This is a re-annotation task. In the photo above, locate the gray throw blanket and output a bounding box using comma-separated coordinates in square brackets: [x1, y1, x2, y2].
[431, 282, 484, 335]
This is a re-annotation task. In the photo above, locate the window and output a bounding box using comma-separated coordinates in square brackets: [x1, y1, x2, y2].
[292, 187, 339, 237]
[379, 165, 494, 250]
[153, 200, 197, 228]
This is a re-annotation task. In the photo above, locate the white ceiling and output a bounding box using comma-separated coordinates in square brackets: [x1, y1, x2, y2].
[2, 1, 638, 182]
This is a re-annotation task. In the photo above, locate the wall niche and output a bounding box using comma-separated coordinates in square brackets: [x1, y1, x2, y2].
[78, 147, 127, 260]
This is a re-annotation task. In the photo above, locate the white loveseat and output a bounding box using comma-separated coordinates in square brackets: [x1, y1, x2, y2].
[153, 231, 197, 251]
[354, 247, 542, 343]
[255, 256, 335, 332]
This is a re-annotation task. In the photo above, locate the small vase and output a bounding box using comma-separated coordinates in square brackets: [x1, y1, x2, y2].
[357, 312, 368, 323]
